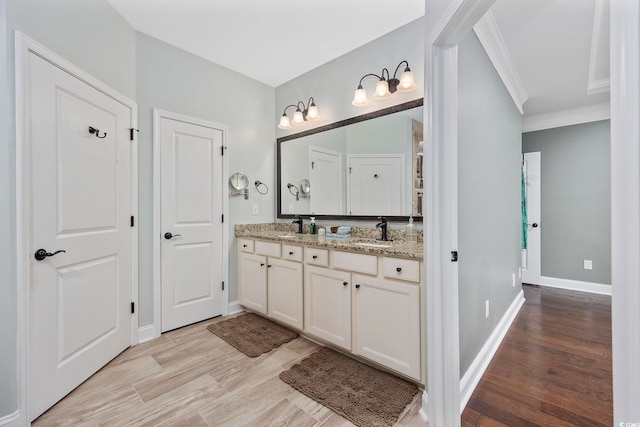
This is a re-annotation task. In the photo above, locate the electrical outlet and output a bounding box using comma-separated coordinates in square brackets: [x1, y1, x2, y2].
[584, 260, 593, 270]
[512, 273, 516, 287]
[252, 203, 259, 216]
[485, 300, 490, 318]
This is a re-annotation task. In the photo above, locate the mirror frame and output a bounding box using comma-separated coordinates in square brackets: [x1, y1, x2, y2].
[277, 98, 424, 222]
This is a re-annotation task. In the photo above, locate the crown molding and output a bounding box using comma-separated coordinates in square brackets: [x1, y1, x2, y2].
[587, 0, 610, 95]
[522, 102, 610, 132]
[473, 10, 528, 114]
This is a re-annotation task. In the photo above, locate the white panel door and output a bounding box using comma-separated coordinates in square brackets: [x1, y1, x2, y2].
[160, 117, 224, 332]
[28, 53, 133, 420]
[522, 152, 541, 285]
[309, 146, 343, 214]
[347, 155, 405, 215]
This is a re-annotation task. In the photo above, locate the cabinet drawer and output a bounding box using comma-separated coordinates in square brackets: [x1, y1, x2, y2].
[255, 240, 281, 257]
[282, 244, 303, 262]
[238, 239, 254, 253]
[382, 258, 420, 283]
[305, 247, 329, 266]
[333, 251, 377, 275]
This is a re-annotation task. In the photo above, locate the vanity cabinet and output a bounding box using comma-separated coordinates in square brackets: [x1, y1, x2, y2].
[353, 274, 421, 380]
[238, 240, 303, 329]
[238, 237, 423, 382]
[304, 265, 352, 350]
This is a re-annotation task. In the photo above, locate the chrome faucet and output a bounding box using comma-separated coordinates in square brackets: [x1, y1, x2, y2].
[376, 217, 388, 241]
[292, 215, 303, 234]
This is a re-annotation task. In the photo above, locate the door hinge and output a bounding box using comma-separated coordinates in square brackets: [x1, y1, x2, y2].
[130, 216, 134, 227]
[349, 167, 352, 174]
[451, 251, 458, 262]
[130, 128, 139, 141]
[222, 214, 224, 223]
[131, 302, 135, 314]
[221, 146, 227, 156]
[311, 161, 315, 169]
[222, 281, 225, 291]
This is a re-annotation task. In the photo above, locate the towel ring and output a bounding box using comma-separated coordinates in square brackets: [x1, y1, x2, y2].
[287, 183, 299, 201]
[255, 180, 269, 195]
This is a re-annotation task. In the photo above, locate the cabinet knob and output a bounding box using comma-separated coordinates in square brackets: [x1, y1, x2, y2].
[343, 281, 348, 286]
[312, 255, 318, 259]
[396, 267, 402, 272]
[289, 251, 294, 255]
[260, 263, 265, 267]
[243, 244, 248, 248]
[267, 264, 272, 268]
[355, 284, 361, 289]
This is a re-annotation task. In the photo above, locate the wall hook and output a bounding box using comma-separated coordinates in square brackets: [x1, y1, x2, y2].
[88, 126, 107, 138]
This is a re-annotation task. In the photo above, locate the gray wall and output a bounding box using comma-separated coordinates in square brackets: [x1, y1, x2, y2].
[523, 120, 611, 285]
[136, 33, 275, 322]
[2, 0, 137, 418]
[457, 32, 523, 377]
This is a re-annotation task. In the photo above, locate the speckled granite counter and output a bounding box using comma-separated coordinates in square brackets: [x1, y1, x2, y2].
[235, 223, 423, 260]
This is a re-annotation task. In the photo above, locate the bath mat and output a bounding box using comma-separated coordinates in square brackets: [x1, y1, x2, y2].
[279, 347, 420, 427]
[207, 313, 298, 357]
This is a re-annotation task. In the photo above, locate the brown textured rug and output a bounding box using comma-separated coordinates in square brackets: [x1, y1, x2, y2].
[207, 313, 298, 357]
[279, 347, 420, 427]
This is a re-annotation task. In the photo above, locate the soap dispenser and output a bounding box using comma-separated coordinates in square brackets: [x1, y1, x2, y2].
[406, 216, 417, 243]
[309, 217, 316, 234]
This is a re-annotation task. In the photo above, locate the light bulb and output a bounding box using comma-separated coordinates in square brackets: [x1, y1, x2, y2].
[352, 87, 369, 106]
[373, 80, 391, 100]
[278, 114, 291, 129]
[292, 110, 304, 125]
[397, 69, 417, 92]
[307, 104, 319, 120]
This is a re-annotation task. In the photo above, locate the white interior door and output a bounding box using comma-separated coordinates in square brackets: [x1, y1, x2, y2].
[309, 146, 343, 214]
[160, 116, 224, 332]
[27, 52, 133, 420]
[347, 154, 405, 215]
[522, 152, 541, 284]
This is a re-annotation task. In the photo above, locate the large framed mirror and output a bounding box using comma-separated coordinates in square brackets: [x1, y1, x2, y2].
[277, 98, 423, 221]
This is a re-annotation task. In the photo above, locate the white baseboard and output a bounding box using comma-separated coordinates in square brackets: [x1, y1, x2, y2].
[459, 289, 525, 413]
[418, 391, 429, 423]
[540, 276, 611, 295]
[0, 410, 21, 427]
[227, 300, 243, 315]
[138, 324, 157, 344]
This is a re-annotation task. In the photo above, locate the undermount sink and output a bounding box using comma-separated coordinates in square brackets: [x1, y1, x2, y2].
[354, 242, 391, 248]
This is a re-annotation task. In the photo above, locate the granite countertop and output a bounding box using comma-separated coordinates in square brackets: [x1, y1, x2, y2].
[235, 223, 423, 260]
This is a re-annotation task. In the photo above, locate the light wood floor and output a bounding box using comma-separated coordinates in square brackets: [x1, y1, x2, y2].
[33, 314, 425, 426]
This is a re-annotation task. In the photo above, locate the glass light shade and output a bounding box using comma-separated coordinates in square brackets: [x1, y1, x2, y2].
[373, 80, 391, 100]
[306, 104, 319, 120]
[278, 114, 291, 129]
[352, 87, 369, 106]
[292, 110, 304, 125]
[397, 70, 417, 92]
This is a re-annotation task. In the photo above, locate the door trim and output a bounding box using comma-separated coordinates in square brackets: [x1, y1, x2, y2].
[152, 109, 229, 339]
[15, 32, 139, 424]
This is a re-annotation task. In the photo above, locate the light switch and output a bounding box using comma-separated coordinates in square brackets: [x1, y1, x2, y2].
[252, 203, 259, 216]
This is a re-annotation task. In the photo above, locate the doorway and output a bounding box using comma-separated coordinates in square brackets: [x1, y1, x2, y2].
[522, 151, 541, 285]
[153, 110, 228, 335]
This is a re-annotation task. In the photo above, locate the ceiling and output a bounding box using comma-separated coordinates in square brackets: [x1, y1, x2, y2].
[106, 0, 609, 118]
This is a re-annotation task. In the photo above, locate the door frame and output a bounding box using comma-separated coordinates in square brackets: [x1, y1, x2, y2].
[152, 109, 229, 339]
[15, 32, 139, 424]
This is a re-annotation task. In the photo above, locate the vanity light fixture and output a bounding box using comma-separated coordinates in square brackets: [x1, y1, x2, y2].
[352, 60, 417, 106]
[278, 97, 319, 129]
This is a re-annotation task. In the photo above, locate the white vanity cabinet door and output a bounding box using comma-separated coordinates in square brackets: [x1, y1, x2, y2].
[304, 266, 352, 350]
[267, 258, 303, 329]
[353, 275, 421, 380]
[238, 252, 267, 314]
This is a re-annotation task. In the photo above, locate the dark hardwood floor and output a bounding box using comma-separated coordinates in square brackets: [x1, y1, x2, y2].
[462, 284, 612, 426]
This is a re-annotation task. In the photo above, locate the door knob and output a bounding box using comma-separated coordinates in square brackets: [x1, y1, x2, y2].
[164, 232, 182, 240]
[530, 223, 539, 228]
[34, 248, 66, 261]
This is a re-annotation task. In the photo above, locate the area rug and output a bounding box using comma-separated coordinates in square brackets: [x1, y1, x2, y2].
[207, 313, 298, 357]
[279, 347, 420, 427]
